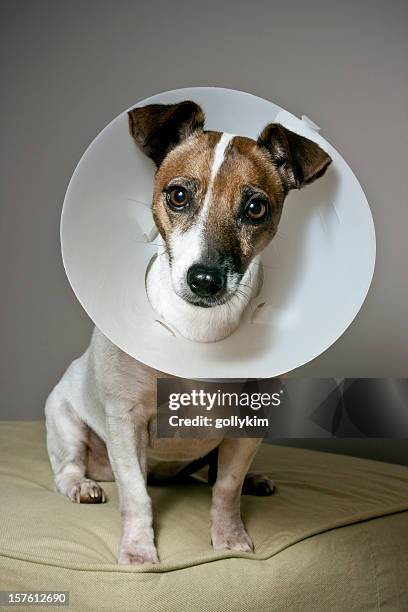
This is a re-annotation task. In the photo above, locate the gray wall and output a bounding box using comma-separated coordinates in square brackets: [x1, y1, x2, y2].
[1, 1, 407, 463]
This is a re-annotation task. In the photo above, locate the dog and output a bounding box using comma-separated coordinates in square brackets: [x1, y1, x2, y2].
[45, 100, 331, 564]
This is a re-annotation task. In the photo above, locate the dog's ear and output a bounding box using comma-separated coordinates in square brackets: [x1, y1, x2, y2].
[257, 124, 332, 191]
[128, 101, 205, 167]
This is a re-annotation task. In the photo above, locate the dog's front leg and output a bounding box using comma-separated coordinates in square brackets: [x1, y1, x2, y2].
[211, 438, 262, 553]
[105, 400, 158, 565]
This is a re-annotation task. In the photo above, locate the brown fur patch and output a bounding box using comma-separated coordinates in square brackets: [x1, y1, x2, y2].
[205, 136, 285, 266]
[151, 132, 284, 270]
[152, 131, 221, 239]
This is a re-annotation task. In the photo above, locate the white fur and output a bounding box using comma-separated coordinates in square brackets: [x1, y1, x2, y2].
[45, 328, 262, 564]
[147, 247, 261, 342]
[200, 132, 236, 220]
[45, 130, 265, 565]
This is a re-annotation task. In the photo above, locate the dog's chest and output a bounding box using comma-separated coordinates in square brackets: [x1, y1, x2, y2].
[147, 415, 222, 461]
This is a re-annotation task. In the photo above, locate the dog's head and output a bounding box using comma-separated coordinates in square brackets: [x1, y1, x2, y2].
[128, 101, 331, 308]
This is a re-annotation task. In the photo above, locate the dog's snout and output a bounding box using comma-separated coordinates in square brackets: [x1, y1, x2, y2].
[187, 265, 225, 298]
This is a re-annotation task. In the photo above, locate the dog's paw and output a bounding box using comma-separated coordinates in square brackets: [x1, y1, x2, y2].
[242, 473, 276, 496]
[211, 520, 254, 553]
[118, 542, 159, 565]
[69, 479, 106, 504]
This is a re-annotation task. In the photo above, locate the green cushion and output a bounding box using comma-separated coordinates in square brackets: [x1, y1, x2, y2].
[1, 421, 408, 610]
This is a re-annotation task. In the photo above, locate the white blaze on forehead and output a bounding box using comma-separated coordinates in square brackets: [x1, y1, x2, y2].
[169, 132, 236, 294]
[200, 132, 236, 220]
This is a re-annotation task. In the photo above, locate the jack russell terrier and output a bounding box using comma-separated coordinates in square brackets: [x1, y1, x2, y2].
[45, 100, 331, 564]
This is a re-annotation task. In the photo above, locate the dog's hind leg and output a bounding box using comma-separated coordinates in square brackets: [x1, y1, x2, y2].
[86, 429, 114, 482]
[45, 388, 106, 504]
[241, 472, 276, 496]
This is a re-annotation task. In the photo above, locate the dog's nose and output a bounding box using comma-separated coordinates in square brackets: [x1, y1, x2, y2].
[187, 265, 225, 298]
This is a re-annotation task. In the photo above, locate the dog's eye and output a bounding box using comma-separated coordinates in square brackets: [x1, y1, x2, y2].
[168, 186, 188, 209]
[244, 197, 268, 222]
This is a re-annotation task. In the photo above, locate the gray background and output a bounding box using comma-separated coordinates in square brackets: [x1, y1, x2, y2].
[1, 1, 407, 463]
